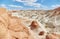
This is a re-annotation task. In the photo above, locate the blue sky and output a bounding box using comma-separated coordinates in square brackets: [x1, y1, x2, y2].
[0, 0, 60, 10]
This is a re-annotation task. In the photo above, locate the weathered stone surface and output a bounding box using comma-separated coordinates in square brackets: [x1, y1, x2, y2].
[0, 8, 34, 39]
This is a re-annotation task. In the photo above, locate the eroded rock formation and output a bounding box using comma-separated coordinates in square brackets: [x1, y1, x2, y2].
[0, 8, 34, 39]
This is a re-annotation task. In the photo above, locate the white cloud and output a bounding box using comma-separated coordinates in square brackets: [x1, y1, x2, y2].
[24, 3, 41, 8]
[14, 0, 37, 3]
[51, 4, 60, 9]
[8, 5, 24, 10]
[13, 0, 50, 10]
[14, 0, 41, 8]
[0, 4, 7, 8]
[0, 4, 23, 10]
[8, 5, 23, 8]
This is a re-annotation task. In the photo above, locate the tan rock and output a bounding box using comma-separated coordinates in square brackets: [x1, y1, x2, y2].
[0, 8, 34, 39]
[0, 8, 10, 39]
[8, 16, 34, 39]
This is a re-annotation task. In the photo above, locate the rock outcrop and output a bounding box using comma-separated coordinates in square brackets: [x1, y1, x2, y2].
[0, 8, 34, 39]
[0, 8, 60, 39]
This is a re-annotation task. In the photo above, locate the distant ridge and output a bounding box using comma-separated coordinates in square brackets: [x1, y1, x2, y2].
[54, 7, 60, 11]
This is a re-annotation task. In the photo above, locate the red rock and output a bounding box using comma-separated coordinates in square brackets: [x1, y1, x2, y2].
[30, 21, 39, 30]
[39, 31, 44, 35]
